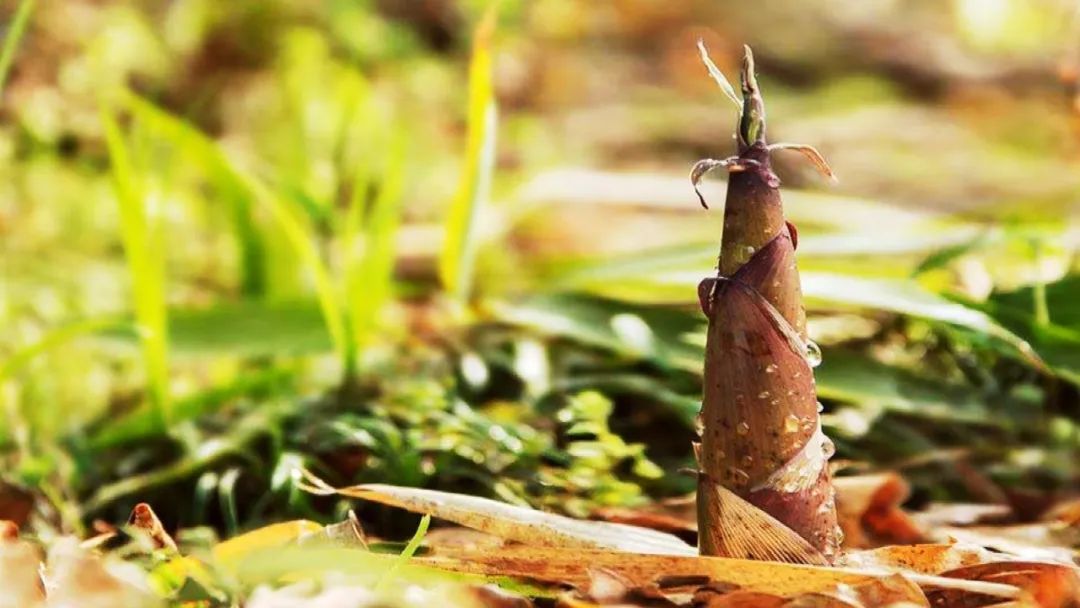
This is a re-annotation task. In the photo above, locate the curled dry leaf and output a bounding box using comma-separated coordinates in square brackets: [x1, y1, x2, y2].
[295, 469, 695, 556]
[767, 143, 838, 182]
[929, 561, 1080, 608]
[834, 474, 925, 549]
[299, 510, 368, 549]
[127, 503, 178, 553]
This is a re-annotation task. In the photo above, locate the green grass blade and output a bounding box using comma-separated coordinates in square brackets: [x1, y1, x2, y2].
[122, 94, 348, 367]
[0, 316, 127, 380]
[101, 106, 171, 427]
[438, 8, 498, 305]
[0, 0, 35, 95]
[121, 93, 268, 297]
[375, 514, 430, 593]
[344, 130, 406, 369]
[244, 175, 349, 366]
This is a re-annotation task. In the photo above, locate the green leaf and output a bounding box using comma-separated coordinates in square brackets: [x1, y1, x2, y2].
[101, 104, 171, 426]
[376, 514, 430, 593]
[438, 7, 498, 304]
[0, 0, 35, 94]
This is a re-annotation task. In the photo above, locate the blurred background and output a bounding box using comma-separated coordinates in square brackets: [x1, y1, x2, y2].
[1, 0, 1078, 537]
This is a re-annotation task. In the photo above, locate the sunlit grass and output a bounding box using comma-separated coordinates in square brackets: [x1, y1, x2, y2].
[101, 105, 171, 427]
[342, 129, 407, 376]
[438, 7, 498, 306]
[0, 0, 35, 94]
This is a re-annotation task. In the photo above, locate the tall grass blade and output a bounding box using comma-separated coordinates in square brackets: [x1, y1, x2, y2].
[0, 317, 127, 380]
[122, 94, 348, 367]
[101, 107, 171, 427]
[438, 7, 498, 305]
[121, 93, 268, 297]
[343, 130, 406, 374]
[0, 0, 35, 95]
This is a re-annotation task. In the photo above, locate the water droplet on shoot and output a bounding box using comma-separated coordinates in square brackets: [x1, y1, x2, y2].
[784, 414, 800, 433]
[821, 437, 836, 459]
[736, 421, 750, 435]
[764, 363, 778, 374]
[757, 390, 770, 399]
[816, 401, 824, 413]
[804, 340, 822, 368]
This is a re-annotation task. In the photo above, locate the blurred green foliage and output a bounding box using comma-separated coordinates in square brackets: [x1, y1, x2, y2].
[0, 0, 1076, 539]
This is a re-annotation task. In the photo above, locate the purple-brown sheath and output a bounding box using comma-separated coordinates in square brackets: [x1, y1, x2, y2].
[693, 45, 840, 564]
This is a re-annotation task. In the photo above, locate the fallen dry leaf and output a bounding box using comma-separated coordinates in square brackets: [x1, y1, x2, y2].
[834, 474, 925, 549]
[0, 535, 44, 608]
[933, 525, 1079, 566]
[212, 520, 324, 568]
[591, 506, 697, 542]
[698, 590, 786, 607]
[45, 538, 160, 608]
[417, 546, 1020, 601]
[929, 561, 1080, 608]
[841, 543, 1001, 575]
[127, 503, 178, 553]
[296, 469, 695, 556]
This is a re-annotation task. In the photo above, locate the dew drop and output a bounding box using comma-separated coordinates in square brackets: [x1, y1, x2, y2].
[757, 390, 770, 399]
[816, 401, 824, 413]
[764, 363, 778, 374]
[784, 414, 800, 433]
[769, 398, 780, 406]
[745, 245, 756, 256]
[821, 437, 836, 459]
[694, 413, 704, 436]
[786, 389, 796, 397]
[804, 340, 822, 368]
[736, 421, 750, 436]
